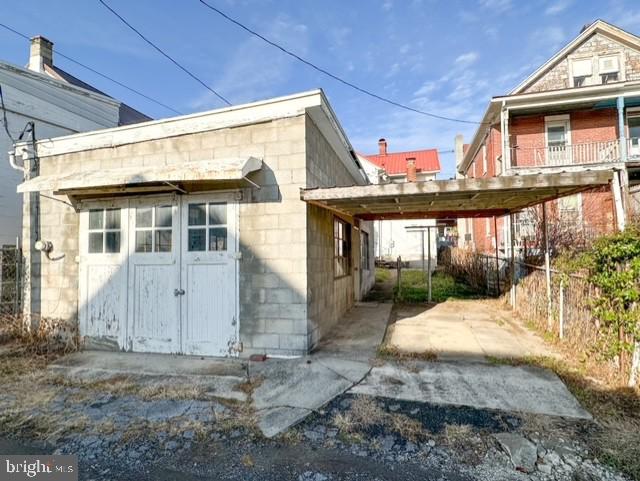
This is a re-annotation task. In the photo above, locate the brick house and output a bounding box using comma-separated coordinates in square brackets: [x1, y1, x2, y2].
[15, 90, 375, 358]
[456, 20, 640, 254]
[358, 139, 441, 267]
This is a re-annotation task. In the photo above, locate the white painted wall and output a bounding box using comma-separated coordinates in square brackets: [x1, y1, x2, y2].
[374, 219, 438, 269]
[0, 61, 121, 246]
[356, 154, 438, 269]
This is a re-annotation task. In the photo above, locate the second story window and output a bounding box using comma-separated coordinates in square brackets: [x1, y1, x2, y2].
[599, 56, 620, 84]
[571, 58, 592, 87]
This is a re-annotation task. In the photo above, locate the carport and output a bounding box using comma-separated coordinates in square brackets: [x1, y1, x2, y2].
[301, 170, 614, 309]
[300, 170, 613, 221]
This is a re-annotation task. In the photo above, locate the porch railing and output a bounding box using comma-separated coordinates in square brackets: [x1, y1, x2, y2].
[510, 139, 640, 168]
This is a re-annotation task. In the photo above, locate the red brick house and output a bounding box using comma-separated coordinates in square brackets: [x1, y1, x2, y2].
[457, 20, 640, 254]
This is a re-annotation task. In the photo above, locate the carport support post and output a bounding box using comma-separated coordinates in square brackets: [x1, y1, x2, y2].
[427, 227, 432, 303]
[493, 216, 500, 297]
[509, 213, 516, 308]
[420, 230, 426, 282]
[542, 202, 552, 330]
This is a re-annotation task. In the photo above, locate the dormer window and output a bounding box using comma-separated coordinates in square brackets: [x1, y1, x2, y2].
[599, 56, 620, 84]
[571, 58, 592, 87]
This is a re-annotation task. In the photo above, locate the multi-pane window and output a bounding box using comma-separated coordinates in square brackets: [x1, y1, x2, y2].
[135, 205, 172, 253]
[187, 202, 228, 252]
[361, 231, 370, 271]
[88, 208, 121, 254]
[334, 217, 351, 278]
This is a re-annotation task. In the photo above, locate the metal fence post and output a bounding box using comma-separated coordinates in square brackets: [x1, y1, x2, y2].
[542, 202, 552, 330]
[396, 256, 402, 298]
[509, 213, 516, 308]
[559, 278, 564, 339]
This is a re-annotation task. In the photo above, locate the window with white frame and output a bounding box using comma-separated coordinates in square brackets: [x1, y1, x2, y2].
[545, 116, 571, 165]
[187, 202, 228, 252]
[361, 231, 370, 271]
[88, 208, 121, 254]
[558, 194, 582, 224]
[482, 145, 487, 174]
[599, 55, 619, 84]
[571, 58, 592, 87]
[135, 205, 173, 253]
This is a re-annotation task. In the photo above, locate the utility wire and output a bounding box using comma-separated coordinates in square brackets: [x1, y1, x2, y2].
[197, 0, 485, 125]
[0, 85, 16, 142]
[97, 0, 231, 106]
[0, 22, 182, 116]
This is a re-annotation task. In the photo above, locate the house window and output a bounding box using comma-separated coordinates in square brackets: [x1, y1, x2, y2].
[187, 202, 228, 252]
[485, 218, 491, 237]
[361, 231, 370, 271]
[135, 205, 173, 253]
[599, 56, 620, 84]
[571, 58, 592, 87]
[559, 194, 581, 224]
[545, 118, 571, 165]
[628, 115, 640, 156]
[88, 208, 121, 254]
[334, 217, 351, 278]
[496, 155, 503, 175]
[482, 145, 487, 175]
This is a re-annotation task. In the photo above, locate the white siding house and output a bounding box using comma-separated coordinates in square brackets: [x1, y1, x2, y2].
[1, 36, 149, 247]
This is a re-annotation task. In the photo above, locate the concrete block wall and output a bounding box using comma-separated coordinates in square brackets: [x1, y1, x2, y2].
[305, 115, 359, 349]
[25, 115, 310, 356]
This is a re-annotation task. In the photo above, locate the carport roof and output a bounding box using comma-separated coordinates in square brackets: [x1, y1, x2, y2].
[300, 170, 613, 220]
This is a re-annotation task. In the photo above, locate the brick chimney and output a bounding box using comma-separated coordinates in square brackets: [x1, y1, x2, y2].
[378, 138, 387, 156]
[28, 36, 53, 73]
[406, 157, 417, 182]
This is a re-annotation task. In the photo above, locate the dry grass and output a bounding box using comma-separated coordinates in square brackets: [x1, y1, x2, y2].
[443, 423, 472, 446]
[332, 396, 427, 442]
[488, 355, 640, 480]
[377, 344, 437, 362]
[235, 376, 264, 397]
[214, 402, 258, 435]
[138, 382, 206, 401]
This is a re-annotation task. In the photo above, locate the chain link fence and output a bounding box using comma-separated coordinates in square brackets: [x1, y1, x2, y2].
[0, 245, 23, 319]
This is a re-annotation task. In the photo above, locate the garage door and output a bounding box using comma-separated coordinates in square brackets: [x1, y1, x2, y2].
[78, 193, 239, 356]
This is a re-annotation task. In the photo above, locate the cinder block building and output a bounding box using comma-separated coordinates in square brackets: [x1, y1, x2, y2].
[456, 20, 640, 254]
[15, 90, 375, 358]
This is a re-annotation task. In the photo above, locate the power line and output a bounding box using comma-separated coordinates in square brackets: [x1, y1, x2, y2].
[97, 0, 231, 106]
[0, 22, 182, 116]
[197, 0, 485, 125]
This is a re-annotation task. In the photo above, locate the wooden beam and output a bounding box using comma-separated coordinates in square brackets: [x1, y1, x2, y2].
[356, 209, 510, 220]
[301, 171, 613, 202]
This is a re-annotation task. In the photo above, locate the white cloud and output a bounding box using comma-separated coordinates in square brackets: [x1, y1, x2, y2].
[479, 0, 512, 13]
[455, 51, 479, 66]
[545, 0, 572, 15]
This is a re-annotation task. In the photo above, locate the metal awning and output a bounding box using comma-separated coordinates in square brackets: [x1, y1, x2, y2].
[17, 156, 262, 195]
[301, 170, 613, 220]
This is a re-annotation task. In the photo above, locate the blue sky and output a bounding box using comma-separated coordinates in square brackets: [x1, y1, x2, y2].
[2, 0, 640, 176]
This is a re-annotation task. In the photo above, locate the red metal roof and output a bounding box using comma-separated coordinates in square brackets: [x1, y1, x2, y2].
[363, 148, 441, 175]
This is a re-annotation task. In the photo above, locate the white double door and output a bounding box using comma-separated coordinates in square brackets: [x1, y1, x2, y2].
[80, 193, 239, 357]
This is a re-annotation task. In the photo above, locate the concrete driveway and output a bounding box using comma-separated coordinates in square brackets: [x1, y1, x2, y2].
[386, 299, 555, 362]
